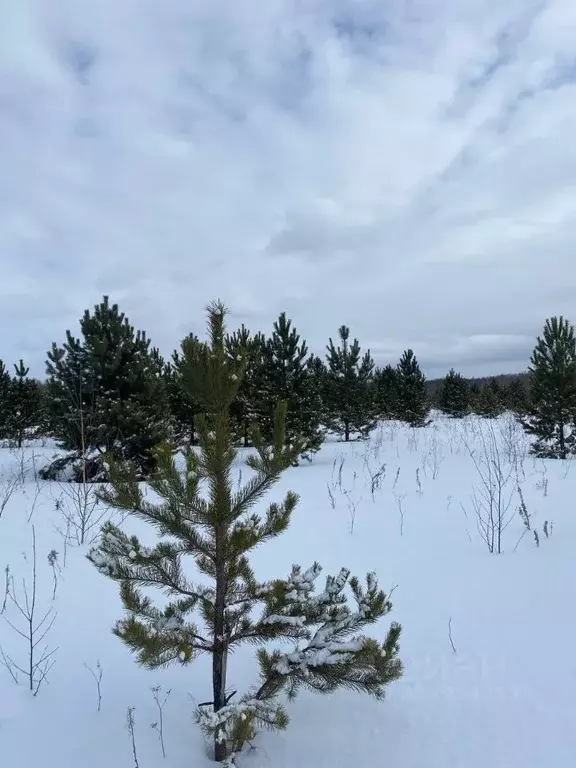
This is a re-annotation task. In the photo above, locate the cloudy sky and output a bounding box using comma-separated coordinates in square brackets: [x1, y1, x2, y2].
[1, 0, 575, 379]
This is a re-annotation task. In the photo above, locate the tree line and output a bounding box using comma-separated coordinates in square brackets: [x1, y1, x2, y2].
[0, 295, 572, 476]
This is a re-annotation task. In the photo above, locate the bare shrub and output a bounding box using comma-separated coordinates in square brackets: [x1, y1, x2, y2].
[151, 685, 171, 758]
[466, 421, 516, 554]
[53, 479, 111, 547]
[363, 452, 387, 501]
[407, 428, 420, 453]
[498, 413, 526, 482]
[85, 660, 103, 712]
[343, 487, 362, 534]
[394, 492, 407, 536]
[0, 471, 21, 521]
[533, 459, 549, 497]
[0, 526, 58, 693]
[421, 426, 445, 479]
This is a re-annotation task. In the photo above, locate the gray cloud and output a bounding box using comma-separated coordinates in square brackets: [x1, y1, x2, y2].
[1, 0, 575, 380]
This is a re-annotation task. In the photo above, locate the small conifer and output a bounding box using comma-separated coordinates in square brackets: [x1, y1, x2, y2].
[88, 301, 402, 764]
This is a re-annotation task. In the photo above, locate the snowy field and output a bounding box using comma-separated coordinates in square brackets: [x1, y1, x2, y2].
[1, 415, 575, 767]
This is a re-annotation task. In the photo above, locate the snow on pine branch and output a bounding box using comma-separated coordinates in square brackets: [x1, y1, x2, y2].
[254, 563, 395, 678]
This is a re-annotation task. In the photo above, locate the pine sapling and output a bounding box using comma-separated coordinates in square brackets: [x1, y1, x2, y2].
[88, 301, 403, 765]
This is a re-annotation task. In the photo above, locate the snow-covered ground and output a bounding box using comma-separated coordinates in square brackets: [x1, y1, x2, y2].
[1, 415, 575, 767]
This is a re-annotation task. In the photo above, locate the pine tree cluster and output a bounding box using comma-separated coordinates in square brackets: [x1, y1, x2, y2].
[0, 359, 41, 447]
[433, 373, 527, 419]
[30, 296, 437, 482]
[0, 293, 551, 478]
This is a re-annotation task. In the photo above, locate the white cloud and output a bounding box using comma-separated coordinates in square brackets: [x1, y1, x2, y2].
[1, 0, 575, 378]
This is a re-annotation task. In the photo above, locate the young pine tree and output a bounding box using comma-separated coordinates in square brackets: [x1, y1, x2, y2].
[438, 369, 470, 418]
[6, 360, 41, 447]
[505, 377, 529, 416]
[475, 379, 505, 419]
[258, 313, 324, 461]
[87, 302, 402, 765]
[325, 326, 378, 441]
[224, 324, 262, 446]
[374, 364, 399, 420]
[468, 382, 481, 414]
[306, 353, 329, 427]
[522, 316, 576, 459]
[166, 335, 202, 447]
[395, 350, 429, 427]
[44, 296, 168, 480]
[0, 360, 12, 440]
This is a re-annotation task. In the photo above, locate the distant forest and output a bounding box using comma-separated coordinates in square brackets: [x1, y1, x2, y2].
[426, 371, 529, 397]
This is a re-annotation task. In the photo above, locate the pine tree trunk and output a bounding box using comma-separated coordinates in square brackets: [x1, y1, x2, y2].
[344, 420, 350, 442]
[213, 526, 229, 762]
[559, 418, 566, 460]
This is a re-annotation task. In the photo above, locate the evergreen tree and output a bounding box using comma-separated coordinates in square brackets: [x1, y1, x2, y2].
[166, 335, 202, 447]
[306, 354, 330, 428]
[0, 360, 12, 440]
[469, 382, 481, 413]
[44, 296, 168, 480]
[325, 326, 378, 441]
[438, 368, 470, 418]
[505, 377, 529, 415]
[395, 350, 429, 427]
[475, 379, 505, 419]
[225, 326, 267, 447]
[374, 365, 399, 420]
[6, 360, 41, 447]
[258, 313, 324, 460]
[87, 301, 402, 764]
[522, 316, 576, 459]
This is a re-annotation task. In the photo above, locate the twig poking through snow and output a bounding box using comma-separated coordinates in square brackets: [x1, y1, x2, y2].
[151, 685, 171, 758]
[448, 617, 458, 654]
[1, 564, 10, 614]
[47, 550, 60, 600]
[394, 494, 407, 536]
[126, 707, 140, 768]
[85, 661, 103, 712]
[0, 471, 21, 520]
